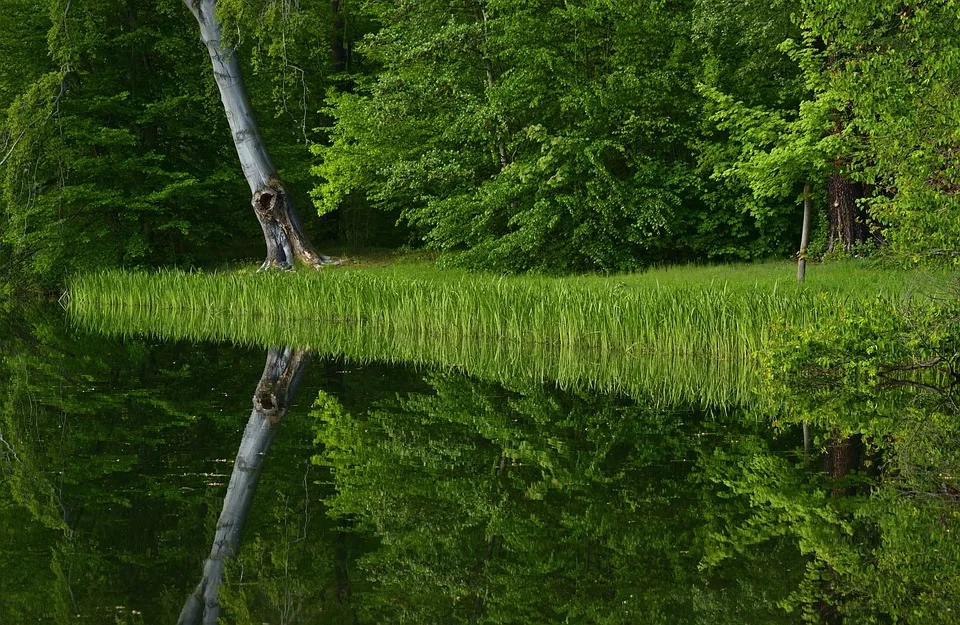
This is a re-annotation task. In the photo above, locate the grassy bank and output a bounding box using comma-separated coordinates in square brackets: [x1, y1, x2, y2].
[66, 260, 948, 405]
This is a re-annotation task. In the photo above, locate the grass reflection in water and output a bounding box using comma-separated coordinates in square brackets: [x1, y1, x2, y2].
[66, 261, 932, 408]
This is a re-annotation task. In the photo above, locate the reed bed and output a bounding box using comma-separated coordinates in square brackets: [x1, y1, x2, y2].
[66, 262, 936, 407]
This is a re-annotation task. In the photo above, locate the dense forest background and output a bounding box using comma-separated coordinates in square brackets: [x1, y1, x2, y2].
[2, 0, 959, 288]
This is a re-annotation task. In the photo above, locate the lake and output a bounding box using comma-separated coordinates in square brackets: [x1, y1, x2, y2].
[1, 302, 957, 624]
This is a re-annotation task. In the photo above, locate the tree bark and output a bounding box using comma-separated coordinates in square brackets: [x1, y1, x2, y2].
[182, 0, 335, 270]
[827, 173, 867, 253]
[178, 346, 310, 625]
[817, 433, 865, 623]
[823, 434, 864, 497]
[797, 183, 812, 281]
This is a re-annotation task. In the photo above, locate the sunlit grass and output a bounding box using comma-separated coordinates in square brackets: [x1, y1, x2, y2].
[66, 260, 948, 406]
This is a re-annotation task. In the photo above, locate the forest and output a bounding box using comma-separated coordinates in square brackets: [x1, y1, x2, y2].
[1, 0, 959, 288]
[2, 2, 960, 623]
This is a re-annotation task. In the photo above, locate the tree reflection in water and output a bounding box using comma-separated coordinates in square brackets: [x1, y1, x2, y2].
[179, 347, 310, 625]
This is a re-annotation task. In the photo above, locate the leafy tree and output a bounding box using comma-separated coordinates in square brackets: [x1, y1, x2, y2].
[314, 371, 806, 623]
[0, 0, 356, 289]
[732, 288, 960, 622]
[1, 1, 256, 288]
[706, 0, 960, 263]
[182, 0, 336, 270]
[313, 0, 701, 272]
[0, 304, 300, 622]
[796, 0, 960, 263]
[691, 0, 811, 260]
[693, 0, 882, 265]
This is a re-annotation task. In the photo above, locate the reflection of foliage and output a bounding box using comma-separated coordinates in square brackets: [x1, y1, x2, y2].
[0, 304, 280, 622]
[762, 294, 959, 397]
[0, 481, 61, 622]
[314, 373, 802, 624]
[216, 392, 361, 625]
[760, 292, 960, 491]
[3, 297, 958, 623]
[715, 291, 960, 622]
[702, 434, 960, 624]
[218, 463, 353, 625]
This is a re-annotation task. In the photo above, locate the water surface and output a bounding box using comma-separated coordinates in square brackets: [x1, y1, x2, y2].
[1, 303, 957, 624]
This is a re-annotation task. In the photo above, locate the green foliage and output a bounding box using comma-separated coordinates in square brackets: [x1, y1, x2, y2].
[0, 0, 261, 289]
[216, 0, 359, 212]
[795, 0, 960, 263]
[699, 85, 834, 204]
[690, 0, 811, 259]
[761, 292, 959, 419]
[314, 371, 804, 623]
[313, 0, 701, 272]
[759, 280, 960, 494]
[742, 283, 960, 621]
[2, 0, 960, 284]
[0, 303, 287, 621]
[701, 431, 960, 623]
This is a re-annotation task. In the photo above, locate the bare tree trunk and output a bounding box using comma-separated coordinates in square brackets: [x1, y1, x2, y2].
[182, 0, 335, 270]
[797, 183, 812, 282]
[477, 7, 509, 170]
[178, 346, 310, 625]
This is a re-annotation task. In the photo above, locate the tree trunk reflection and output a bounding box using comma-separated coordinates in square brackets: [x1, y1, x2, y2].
[178, 346, 310, 625]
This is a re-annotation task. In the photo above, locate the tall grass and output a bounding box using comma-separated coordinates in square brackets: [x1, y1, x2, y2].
[66, 261, 944, 407]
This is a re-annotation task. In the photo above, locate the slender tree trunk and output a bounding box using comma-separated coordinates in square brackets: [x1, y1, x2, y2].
[182, 0, 335, 270]
[331, 0, 347, 73]
[797, 183, 812, 282]
[477, 7, 509, 170]
[178, 347, 310, 625]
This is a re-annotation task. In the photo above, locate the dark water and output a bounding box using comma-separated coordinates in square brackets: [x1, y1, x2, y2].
[1, 304, 957, 624]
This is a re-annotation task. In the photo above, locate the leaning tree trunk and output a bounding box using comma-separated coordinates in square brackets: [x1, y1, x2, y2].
[178, 347, 310, 625]
[183, 0, 334, 270]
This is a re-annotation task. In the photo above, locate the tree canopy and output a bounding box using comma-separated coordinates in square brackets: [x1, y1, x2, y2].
[1, 0, 959, 286]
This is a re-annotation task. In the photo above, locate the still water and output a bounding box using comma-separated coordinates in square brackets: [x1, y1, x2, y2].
[1, 304, 957, 624]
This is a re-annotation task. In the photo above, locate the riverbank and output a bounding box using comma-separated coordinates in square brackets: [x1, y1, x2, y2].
[65, 259, 951, 405]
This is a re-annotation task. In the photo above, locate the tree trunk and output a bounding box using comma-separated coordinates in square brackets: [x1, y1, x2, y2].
[477, 7, 509, 170]
[182, 0, 335, 270]
[797, 183, 812, 281]
[331, 0, 347, 73]
[816, 433, 865, 623]
[828, 173, 868, 253]
[823, 434, 864, 497]
[178, 346, 310, 625]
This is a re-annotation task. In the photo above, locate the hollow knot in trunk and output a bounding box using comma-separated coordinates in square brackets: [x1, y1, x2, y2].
[253, 185, 285, 221]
